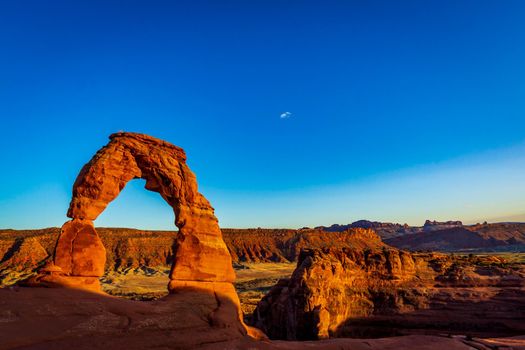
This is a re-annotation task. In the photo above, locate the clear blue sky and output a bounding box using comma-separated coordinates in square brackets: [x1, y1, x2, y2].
[1, 1, 524, 229]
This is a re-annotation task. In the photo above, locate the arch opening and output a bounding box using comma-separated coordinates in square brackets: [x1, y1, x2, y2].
[94, 178, 175, 300]
[96, 178, 176, 231]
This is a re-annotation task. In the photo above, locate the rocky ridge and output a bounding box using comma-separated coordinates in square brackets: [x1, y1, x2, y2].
[386, 223, 525, 251]
[317, 220, 525, 250]
[0, 227, 383, 284]
[2, 223, 525, 285]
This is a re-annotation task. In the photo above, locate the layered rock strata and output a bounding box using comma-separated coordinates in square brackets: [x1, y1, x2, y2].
[3, 223, 525, 277]
[1, 228, 385, 278]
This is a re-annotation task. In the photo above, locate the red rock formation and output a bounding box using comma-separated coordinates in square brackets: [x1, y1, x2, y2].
[0, 237, 48, 273]
[2, 286, 509, 350]
[54, 220, 106, 277]
[60, 132, 235, 285]
[224, 227, 384, 263]
[1, 227, 385, 280]
[252, 246, 525, 340]
[318, 220, 525, 247]
[28, 132, 234, 288]
[3, 223, 525, 277]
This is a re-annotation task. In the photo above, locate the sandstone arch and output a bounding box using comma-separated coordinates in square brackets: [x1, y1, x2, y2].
[39, 132, 235, 291]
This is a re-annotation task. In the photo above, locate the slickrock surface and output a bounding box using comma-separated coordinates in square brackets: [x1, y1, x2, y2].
[252, 243, 525, 340]
[2, 287, 521, 350]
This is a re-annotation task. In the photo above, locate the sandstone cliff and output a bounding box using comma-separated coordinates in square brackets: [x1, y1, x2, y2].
[225, 227, 383, 263]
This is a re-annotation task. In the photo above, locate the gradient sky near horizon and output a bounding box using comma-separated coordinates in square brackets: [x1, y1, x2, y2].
[1, 1, 525, 230]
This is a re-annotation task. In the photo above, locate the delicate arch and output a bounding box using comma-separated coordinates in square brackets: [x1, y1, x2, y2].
[51, 132, 235, 290]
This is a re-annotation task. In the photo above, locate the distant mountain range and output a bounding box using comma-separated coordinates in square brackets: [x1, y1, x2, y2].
[315, 219, 465, 239]
[316, 220, 525, 252]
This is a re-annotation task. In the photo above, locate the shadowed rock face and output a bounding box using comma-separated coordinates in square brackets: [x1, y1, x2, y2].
[252, 244, 525, 340]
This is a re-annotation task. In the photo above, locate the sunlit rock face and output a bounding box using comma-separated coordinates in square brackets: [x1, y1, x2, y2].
[53, 220, 106, 277]
[59, 132, 235, 285]
[251, 240, 425, 340]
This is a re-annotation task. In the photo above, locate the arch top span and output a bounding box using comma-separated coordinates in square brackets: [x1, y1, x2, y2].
[51, 132, 235, 289]
[68, 132, 196, 221]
